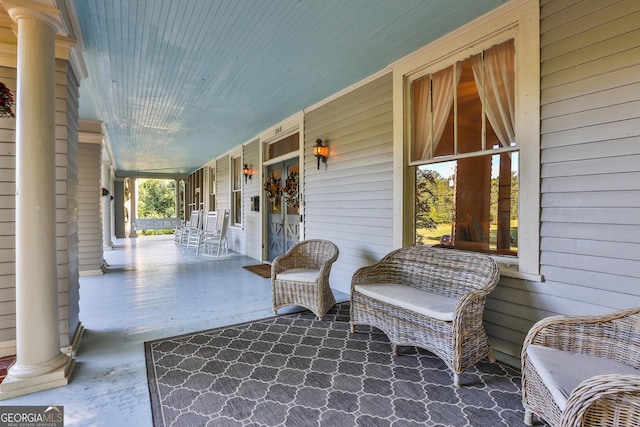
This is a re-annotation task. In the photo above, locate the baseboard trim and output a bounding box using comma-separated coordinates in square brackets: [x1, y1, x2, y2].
[61, 323, 84, 357]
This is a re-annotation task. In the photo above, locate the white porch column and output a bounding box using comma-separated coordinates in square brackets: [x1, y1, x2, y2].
[101, 160, 113, 249]
[129, 177, 137, 238]
[0, 4, 74, 399]
[175, 179, 180, 219]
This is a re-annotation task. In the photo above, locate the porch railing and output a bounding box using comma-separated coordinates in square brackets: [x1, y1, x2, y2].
[132, 218, 182, 231]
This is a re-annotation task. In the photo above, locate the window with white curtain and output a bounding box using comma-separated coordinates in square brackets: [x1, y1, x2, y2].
[231, 156, 242, 226]
[412, 40, 519, 256]
[396, 0, 540, 279]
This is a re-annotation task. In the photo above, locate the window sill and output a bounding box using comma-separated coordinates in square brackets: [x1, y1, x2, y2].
[494, 256, 543, 282]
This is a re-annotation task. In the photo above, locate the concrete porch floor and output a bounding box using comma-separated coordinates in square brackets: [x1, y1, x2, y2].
[6, 235, 347, 426]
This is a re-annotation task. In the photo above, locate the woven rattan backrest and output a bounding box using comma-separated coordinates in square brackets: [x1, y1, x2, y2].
[553, 310, 640, 368]
[379, 246, 499, 299]
[285, 240, 339, 269]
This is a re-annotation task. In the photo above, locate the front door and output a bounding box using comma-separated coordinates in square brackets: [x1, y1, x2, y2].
[266, 159, 300, 261]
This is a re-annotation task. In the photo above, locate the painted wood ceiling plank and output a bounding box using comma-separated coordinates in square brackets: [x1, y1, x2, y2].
[74, 0, 505, 174]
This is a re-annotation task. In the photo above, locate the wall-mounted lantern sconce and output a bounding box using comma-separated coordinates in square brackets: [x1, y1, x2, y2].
[243, 164, 252, 182]
[313, 139, 328, 170]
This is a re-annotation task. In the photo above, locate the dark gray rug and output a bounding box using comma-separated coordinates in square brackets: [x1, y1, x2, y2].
[144, 303, 540, 426]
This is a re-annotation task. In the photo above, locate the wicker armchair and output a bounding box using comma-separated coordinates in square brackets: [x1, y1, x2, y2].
[521, 307, 640, 427]
[271, 240, 339, 320]
[350, 246, 500, 386]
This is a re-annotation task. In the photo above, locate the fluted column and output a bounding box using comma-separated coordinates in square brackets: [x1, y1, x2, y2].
[0, 3, 74, 399]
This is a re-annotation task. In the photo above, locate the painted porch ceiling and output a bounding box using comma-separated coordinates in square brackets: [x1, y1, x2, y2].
[73, 0, 504, 175]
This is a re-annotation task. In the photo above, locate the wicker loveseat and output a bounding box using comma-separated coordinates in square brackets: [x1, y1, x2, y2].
[272, 239, 339, 320]
[521, 307, 640, 427]
[350, 246, 500, 386]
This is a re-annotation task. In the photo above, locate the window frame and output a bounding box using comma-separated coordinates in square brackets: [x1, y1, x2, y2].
[230, 154, 242, 227]
[392, 0, 541, 280]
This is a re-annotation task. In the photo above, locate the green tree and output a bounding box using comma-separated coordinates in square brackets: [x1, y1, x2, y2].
[415, 169, 440, 245]
[431, 175, 454, 224]
[137, 180, 176, 234]
[511, 171, 519, 220]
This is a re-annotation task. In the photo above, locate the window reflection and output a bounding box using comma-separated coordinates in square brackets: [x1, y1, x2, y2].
[416, 153, 518, 256]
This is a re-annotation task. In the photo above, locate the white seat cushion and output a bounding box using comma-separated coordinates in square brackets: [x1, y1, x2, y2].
[527, 344, 640, 411]
[354, 283, 457, 321]
[275, 268, 320, 283]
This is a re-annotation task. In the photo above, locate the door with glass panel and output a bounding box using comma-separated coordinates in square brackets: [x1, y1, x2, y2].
[266, 158, 300, 261]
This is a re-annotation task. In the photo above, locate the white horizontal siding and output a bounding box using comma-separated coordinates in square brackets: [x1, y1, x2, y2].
[304, 72, 393, 294]
[77, 142, 102, 273]
[59, 62, 81, 349]
[0, 60, 79, 349]
[0, 67, 15, 344]
[228, 140, 260, 259]
[539, 0, 640, 314]
[482, 0, 640, 363]
[60, 64, 80, 348]
[215, 154, 230, 211]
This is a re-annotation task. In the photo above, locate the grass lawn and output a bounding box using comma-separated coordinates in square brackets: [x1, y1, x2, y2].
[418, 223, 453, 245]
[417, 221, 518, 251]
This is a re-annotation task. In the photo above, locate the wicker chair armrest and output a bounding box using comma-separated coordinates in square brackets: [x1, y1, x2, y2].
[458, 286, 495, 304]
[560, 374, 640, 427]
[271, 253, 295, 276]
[454, 288, 490, 312]
[522, 307, 640, 357]
[450, 290, 490, 338]
[350, 263, 393, 289]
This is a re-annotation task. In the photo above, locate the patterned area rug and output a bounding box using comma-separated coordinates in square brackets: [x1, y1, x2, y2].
[242, 264, 271, 279]
[145, 303, 540, 427]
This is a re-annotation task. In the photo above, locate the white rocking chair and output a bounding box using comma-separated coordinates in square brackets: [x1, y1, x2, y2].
[196, 209, 229, 257]
[181, 209, 202, 248]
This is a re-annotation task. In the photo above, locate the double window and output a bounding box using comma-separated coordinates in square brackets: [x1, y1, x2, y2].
[231, 156, 242, 226]
[397, 0, 541, 279]
[412, 40, 518, 256]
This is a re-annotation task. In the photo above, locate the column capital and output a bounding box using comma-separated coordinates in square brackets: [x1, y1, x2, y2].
[2, 0, 67, 35]
[79, 119, 104, 146]
[1, 1, 87, 80]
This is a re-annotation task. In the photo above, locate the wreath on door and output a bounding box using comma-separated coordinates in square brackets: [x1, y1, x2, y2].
[282, 172, 299, 208]
[263, 177, 281, 205]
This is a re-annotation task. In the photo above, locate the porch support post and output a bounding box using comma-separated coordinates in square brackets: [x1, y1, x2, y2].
[101, 159, 113, 250]
[129, 177, 137, 238]
[175, 179, 180, 219]
[0, 3, 74, 399]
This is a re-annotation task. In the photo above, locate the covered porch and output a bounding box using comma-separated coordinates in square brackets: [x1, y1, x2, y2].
[5, 235, 536, 426]
[6, 235, 315, 425]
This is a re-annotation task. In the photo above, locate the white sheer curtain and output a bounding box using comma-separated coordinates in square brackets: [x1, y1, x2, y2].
[412, 64, 463, 162]
[412, 77, 431, 162]
[472, 40, 515, 147]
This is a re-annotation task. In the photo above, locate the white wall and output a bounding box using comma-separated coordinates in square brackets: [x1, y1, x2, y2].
[61, 60, 81, 351]
[77, 141, 103, 274]
[0, 67, 16, 350]
[304, 73, 394, 294]
[538, 0, 640, 312]
[241, 140, 261, 260]
[484, 0, 640, 364]
[0, 59, 83, 353]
